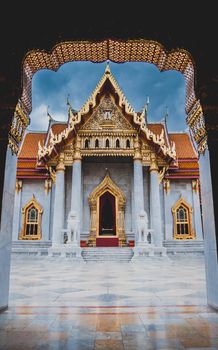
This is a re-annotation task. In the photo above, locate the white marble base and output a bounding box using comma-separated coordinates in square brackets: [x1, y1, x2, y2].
[132, 244, 167, 260]
[48, 245, 83, 260]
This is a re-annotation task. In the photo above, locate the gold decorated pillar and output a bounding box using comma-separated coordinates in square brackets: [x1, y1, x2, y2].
[89, 199, 97, 246]
[52, 153, 65, 246]
[133, 136, 145, 241]
[149, 153, 162, 246]
[70, 136, 82, 243]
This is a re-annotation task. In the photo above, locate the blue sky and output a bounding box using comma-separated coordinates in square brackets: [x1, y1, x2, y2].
[29, 61, 187, 132]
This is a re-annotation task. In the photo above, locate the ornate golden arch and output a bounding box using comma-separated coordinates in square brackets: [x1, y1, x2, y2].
[19, 195, 43, 240]
[172, 195, 195, 240]
[9, 39, 207, 157]
[88, 172, 126, 246]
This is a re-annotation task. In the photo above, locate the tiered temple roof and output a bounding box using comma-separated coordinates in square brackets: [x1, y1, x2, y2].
[17, 64, 199, 179]
[17, 123, 199, 179]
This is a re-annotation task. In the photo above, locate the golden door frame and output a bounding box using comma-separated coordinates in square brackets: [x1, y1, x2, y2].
[88, 173, 126, 246]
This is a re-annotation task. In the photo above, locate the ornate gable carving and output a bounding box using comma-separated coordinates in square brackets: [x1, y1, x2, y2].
[80, 94, 134, 131]
[38, 65, 176, 162]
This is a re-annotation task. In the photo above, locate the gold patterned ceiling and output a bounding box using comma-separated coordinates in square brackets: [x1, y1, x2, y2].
[22, 39, 195, 114]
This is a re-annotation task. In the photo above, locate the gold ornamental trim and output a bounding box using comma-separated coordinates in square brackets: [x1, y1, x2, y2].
[8, 100, 30, 155]
[88, 172, 126, 245]
[19, 195, 43, 240]
[172, 195, 195, 240]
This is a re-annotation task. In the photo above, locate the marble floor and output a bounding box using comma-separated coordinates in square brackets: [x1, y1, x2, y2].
[0, 254, 218, 349]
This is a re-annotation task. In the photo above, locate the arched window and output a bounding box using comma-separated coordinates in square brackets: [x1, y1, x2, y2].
[85, 139, 89, 148]
[95, 139, 99, 148]
[126, 139, 130, 148]
[105, 138, 110, 148]
[172, 196, 195, 239]
[116, 139, 120, 148]
[20, 195, 43, 240]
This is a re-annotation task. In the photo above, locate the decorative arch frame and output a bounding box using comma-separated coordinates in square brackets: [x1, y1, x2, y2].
[19, 195, 43, 240]
[10, 39, 207, 156]
[172, 195, 195, 240]
[88, 172, 126, 246]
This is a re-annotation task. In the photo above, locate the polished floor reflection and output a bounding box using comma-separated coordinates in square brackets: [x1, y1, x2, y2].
[0, 255, 218, 349]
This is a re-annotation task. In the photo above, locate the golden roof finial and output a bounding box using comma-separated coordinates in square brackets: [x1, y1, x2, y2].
[105, 60, 111, 74]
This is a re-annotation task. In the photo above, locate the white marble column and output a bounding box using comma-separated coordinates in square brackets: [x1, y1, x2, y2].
[133, 135, 145, 245]
[163, 179, 171, 241]
[71, 136, 82, 223]
[69, 136, 82, 249]
[133, 136, 144, 218]
[12, 180, 22, 241]
[0, 148, 17, 311]
[149, 154, 162, 247]
[71, 160, 82, 220]
[192, 179, 203, 239]
[52, 155, 65, 246]
[199, 150, 218, 309]
[43, 179, 52, 241]
[133, 159, 144, 217]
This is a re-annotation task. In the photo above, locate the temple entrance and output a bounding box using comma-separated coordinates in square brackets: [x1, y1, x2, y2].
[88, 172, 126, 246]
[99, 191, 116, 236]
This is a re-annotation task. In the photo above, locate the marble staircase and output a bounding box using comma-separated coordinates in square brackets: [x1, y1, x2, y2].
[82, 247, 134, 262]
[12, 241, 51, 256]
[11, 241, 204, 260]
[163, 240, 204, 255]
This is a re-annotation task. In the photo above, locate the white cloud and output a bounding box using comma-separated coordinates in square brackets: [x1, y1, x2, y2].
[52, 112, 67, 122]
[28, 104, 68, 132]
[29, 62, 187, 133]
[28, 104, 48, 131]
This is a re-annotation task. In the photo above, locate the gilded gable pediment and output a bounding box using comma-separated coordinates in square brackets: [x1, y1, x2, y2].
[80, 94, 135, 132]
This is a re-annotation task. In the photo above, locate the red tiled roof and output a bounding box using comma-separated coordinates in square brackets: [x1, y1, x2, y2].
[18, 133, 46, 159]
[51, 123, 67, 135]
[147, 123, 169, 146]
[16, 127, 199, 179]
[169, 133, 197, 159]
[17, 132, 47, 178]
[177, 161, 199, 169]
[46, 123, 68, 145]
[17, 161, 37, 169]
[167, 133, 199, 178]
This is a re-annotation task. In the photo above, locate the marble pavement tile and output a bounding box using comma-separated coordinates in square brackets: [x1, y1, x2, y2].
[94, 339, 124, 350]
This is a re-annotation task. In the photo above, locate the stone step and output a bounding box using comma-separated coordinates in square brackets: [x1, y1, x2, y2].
[163, 240, 204, 254]
[164, 240, 204, 247]
[12, 241, 52, 248]
[82, 247, 134, 262]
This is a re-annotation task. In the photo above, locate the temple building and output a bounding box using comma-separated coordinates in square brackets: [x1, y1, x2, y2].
[12, 64, 203, 257]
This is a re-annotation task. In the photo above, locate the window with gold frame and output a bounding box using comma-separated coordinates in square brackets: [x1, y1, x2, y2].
[19, 195, 43, 240]
[172, 196, 195, 239]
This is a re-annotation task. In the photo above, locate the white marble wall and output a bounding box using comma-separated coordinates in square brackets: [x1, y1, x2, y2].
[163, 179, 202, 240]
[0, 148, 17, 310]
[12, 164, 203, 246]
[200, 150, 218, 309]
[15, 180, 51, 241]
[12, 184, 22, 241]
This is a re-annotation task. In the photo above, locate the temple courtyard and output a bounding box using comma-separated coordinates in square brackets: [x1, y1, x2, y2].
[0, 254, 218, 349]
